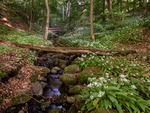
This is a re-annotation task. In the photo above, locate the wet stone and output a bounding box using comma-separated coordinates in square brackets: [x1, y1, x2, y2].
[66, 96, 75, 104]
[51, 67, 61, 74]
[59, 74, 77, 86]
[32, 81, 43, 96]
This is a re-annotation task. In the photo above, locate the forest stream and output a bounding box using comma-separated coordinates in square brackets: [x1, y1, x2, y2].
[4, 52, 79, 113]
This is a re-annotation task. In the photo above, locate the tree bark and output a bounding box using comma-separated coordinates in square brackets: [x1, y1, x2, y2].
[62, 0, 65, 21]
[0, 39, 137, 56]
[29, 0, 33, 30]
[90, 0, 95, 40]
[107, 0, 114, 20]
[44, 0, 50, 40]
[103, 0, 106, 22]
[143, 0, 147, 18]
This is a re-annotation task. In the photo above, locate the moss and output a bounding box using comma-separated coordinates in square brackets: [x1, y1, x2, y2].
[59, 74, 77, 86]
[69, 85, 82, 94]
[71, 58, 80, 65]
[29, 74, 38, 83]
[11, 94, 31, 106]
[49, 108, 61, 113]
[58, 59, 67, 69]
[68, 100, 85, 113]
[0, 68, 9, 81]
[64, 64, 80, 74]
[40, 67, 50, 76]
[79, 67, 99, 84]
[34, 69, 39, 75]
[0, 97, 3, 105]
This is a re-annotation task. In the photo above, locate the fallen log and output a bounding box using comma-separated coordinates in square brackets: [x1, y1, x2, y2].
[0, 39, 136, 55]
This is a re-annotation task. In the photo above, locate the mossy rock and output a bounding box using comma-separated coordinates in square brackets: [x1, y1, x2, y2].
[11, 90, 32, 106]
[40, 67, 50, 76]
[52, 58, 59, 66]
[64, 64, 80, 74]
[49, 108, 61, 113]
[41, 101, 51, 110]
[59, 74, 77, 86]
[0, 97, 3, 105]
[34, 69, 39, 75]
[29, 74, 38, 83]
[68, 100, 85, 113]
[91, 107, 118, 113]
[0, 68, 9, 81]
[58, 59, 67, 69]
[66, 96, 76, 104]
[79, 67, 99, 84]
[69, 85, 82, 94]
[71, 58, 80, 65]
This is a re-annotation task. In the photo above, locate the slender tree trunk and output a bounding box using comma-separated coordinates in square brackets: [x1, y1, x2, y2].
[44, 0, 50, 40]
[62, 0, 65, 21]
[68, 2, 71, 17]
[90, 0, 95, 40]
[103, 0, 106, 21]
[66, 1, 69, 17]
[29, 0, 33, 30]
[107, 0, 114, 20]
[143, 0, 147, 17]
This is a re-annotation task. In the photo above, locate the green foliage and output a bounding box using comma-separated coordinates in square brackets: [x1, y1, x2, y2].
[77, 76, 150, 113]
[0, 45, 14, 53]
[77, 55, 147, 77]
[0, 25, 52, 46]
[142, 16, 150, 27]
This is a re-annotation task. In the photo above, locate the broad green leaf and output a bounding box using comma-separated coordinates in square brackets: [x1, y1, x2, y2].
[108, 95, 118, 104]
[92, 92, 98, 98]
[124, 101, 129, 107]
[93, 98, 100, 108]
[114, 102, 123, 113]
[137, 103, 145, 112]
[115, 92, 127, 96]
[81, 105, 86, 112]
[124, 105, 132, 113]
[85, 98, 91, 104]
[104, 99, 112, 110]
[82, 89, 89, 94]
[130, 103, 139, 113]
[88, 106, 95, 111]
[107, 86, 119, 91]
[107, 91, 116, 97]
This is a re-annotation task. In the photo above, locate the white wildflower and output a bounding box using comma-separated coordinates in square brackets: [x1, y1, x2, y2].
[131, 85, 136, 89]
[98, 91, 105, 98]
[90, 95, 94, 100]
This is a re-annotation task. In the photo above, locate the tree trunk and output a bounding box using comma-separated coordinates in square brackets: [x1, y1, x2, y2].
[62, 0, 65, 21]
[143, 0, 147, 18]
[107, 0, 114, 20]
[29, 0, 33, 30]
[102, 0, 106, 21]
[90, 0, 95, 40]
[44, 0, 50, 40]
[68, 2, 71, 17]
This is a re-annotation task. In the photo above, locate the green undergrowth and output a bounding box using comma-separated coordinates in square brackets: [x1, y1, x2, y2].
[0, 45, 37, 65]
[0, 25, 52, 46]
[0, 45, 37, 81]
[60, 14, 149, 49]
[76, 54, 150, 113]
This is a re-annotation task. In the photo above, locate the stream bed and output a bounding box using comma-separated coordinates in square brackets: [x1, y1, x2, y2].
[5, 52, 79, 113]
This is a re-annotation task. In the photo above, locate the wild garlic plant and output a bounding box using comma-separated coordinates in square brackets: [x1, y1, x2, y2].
[77, 74, 150, 113]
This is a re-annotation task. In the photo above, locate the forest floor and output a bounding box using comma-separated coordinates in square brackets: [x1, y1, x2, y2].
[0, 27, 150, 111]
[0, 4, 150, 111]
